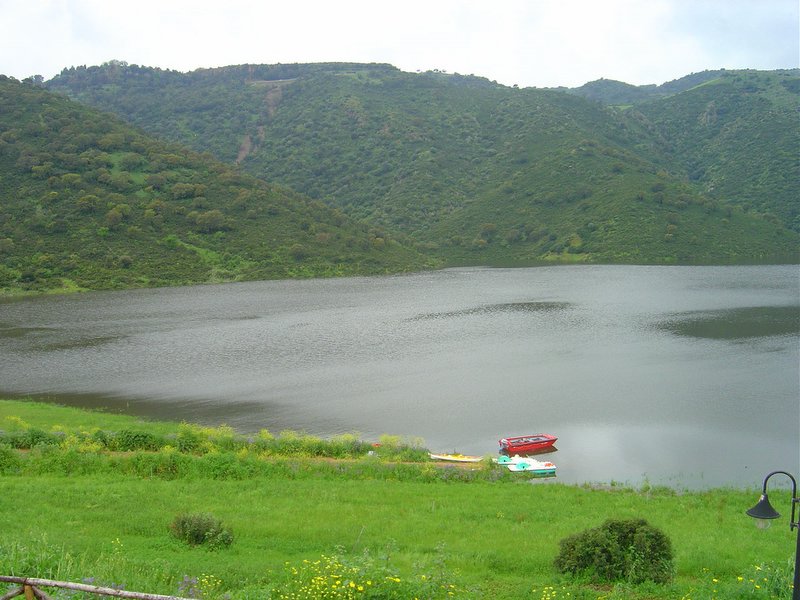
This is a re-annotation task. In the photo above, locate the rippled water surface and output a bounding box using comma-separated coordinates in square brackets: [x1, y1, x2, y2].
[1, 265, 798, 489]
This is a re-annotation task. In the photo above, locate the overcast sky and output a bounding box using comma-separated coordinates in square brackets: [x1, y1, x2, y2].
[2, 0, 798, 88]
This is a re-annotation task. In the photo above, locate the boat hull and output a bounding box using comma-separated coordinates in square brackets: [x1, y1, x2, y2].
[429, 453, 483, 463]
[499, 434, 557, 454]
[494, 454, 556, 476]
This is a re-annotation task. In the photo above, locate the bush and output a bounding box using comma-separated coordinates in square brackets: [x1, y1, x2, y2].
[129, 447, 188, 479]
[111, 429, 164, 451]
[176, 423, 205, 453]
[4, 427, 61, 449]
[554, 518, 674, 584]
[0, 442, 21, 474]
[169, 513, 233, 550]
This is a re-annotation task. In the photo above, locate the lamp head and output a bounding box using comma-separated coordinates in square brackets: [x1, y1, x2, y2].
[746, 493, 781, 528]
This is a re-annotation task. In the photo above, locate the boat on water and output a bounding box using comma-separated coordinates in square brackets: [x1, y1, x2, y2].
[429, 453, 484, 463]
[499, 433, 557, 454]
[494, 454, 557, 475]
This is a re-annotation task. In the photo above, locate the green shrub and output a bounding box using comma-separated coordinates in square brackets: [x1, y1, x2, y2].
[374, 434, 429, 462]
[111, 429, 164, 451]
[554, 518, 674, 584]
[128, 448, 188, 479]
[169, 513, 233, 550]
[28, 445, 107, 476]
[0, 442, 21, 474]
[205, 425, 241, 452]
[201, 452, 255, 479]
[3, 427, 61, 449]
[327, 433, 370, 458]
[90, 429, 111, 448]
[176, 423, 205, 453]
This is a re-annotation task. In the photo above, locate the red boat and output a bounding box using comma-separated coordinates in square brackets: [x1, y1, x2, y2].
[499, 434, 557, 454]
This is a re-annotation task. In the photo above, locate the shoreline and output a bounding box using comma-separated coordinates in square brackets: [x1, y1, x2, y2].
[1, 398, 780, 492]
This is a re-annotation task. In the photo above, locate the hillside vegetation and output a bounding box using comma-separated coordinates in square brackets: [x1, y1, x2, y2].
[561, 70, 729, 105]
[0, 76, 435, 293]
[45, 62, 799, 266]
[566, 69, 800, 235]
[633, 70, 800, 231]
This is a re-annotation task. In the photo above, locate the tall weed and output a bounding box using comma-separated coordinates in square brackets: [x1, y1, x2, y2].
[0, 535, 78, 579]
[169, 513, 234, 550]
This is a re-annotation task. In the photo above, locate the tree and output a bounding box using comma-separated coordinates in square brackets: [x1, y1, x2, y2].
[479, 223, 497, 241]
[289, 243, 307, 260]
[194, 209, 226, 233]
[105, 209, 122, 229]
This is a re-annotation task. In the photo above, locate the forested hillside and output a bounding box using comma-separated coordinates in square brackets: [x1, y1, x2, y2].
[632, 70, 800, 232]
[0, 76, 435, 293]
[45, 62, 799, 266]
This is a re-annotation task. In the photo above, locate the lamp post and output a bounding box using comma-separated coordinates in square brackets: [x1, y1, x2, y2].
[745, 470, 799, 600]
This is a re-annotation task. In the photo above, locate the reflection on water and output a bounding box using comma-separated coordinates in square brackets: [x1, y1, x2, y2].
[411, 301, 571, 320]
[660, 306, 800, 339]
[39, 336, 123, 352]
[0, 323, 54, 338]
[0, 264, 797, 489]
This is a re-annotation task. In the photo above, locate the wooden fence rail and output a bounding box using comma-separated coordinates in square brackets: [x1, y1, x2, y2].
[0, 577, 191, 600]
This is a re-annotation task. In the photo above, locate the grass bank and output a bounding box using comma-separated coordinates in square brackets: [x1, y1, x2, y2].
[0, 399, 795, 599]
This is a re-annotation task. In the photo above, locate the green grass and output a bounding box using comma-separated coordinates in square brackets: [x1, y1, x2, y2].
[0, 399, 177, 435]
[0, 399, 796, 599]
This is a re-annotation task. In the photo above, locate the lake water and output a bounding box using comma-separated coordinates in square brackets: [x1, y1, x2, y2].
[1, 265, 798, 489]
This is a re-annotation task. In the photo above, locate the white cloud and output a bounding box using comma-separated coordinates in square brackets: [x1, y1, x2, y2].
[1, 0, 797, 87]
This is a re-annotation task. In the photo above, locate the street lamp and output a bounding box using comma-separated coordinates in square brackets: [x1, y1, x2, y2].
[746, 470, 799, 600]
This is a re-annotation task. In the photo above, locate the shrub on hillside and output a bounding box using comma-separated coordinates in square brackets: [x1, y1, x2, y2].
[554, 518, 674, 584]
[169, 513, 233, 550]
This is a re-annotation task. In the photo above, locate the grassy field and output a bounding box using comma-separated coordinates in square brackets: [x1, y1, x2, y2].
[0, 399, 795, 599]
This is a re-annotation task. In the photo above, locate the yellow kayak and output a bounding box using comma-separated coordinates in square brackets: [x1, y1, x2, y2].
[429, 453, 484, 463]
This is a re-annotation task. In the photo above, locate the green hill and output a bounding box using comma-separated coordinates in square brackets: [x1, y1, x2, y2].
[632, 70, 800, 232]
[562, 70, 728, 105]
[0, 76, 436, 293]
[45, 62, 799, 266]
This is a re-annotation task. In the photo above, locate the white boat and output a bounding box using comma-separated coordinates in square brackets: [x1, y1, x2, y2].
[493, 454, 557, 475]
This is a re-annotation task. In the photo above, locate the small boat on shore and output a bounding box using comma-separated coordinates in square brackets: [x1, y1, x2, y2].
[499, 433, 557, 454]
[494, 454, 557, 476]
[429, 453, 484, 463]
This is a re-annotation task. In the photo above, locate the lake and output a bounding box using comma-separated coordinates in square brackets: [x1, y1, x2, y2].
[1, 264, 798, 489]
